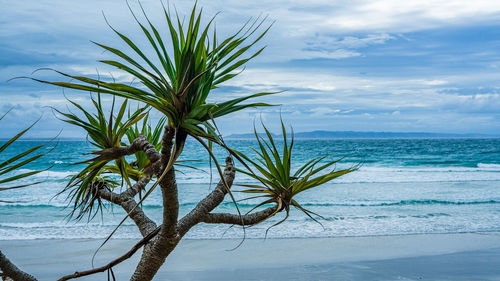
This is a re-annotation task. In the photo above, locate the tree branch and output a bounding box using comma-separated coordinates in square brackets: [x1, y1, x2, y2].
[90, 134, 160, 163]
[120, 167, 154, 199]
[57, 133, 169, 280]
[98, 175, 157, 236]
[201, 206, 278, 226]
[120, 196, 157, 236]
[93, 134, 162, 236]
[177, 156, 235, 236]
[57, 227, 161, 281]
[0, 251, 37, 281]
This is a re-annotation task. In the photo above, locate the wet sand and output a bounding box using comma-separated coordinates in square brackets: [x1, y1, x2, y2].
[1, 232, 500, 280]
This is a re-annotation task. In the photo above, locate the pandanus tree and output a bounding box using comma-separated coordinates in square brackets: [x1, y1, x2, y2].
[1, 3, 357, 281]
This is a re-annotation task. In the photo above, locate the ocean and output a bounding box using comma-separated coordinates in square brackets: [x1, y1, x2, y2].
[1, 138, 500, 240]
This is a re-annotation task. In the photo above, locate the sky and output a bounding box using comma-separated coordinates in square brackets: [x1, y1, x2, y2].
[1, 0, 500, 138]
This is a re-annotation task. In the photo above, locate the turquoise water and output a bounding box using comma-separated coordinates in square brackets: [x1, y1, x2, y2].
[1, 138, 500, 239]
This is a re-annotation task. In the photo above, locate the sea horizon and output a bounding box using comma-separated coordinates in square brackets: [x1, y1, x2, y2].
[4, 130, 500, 141]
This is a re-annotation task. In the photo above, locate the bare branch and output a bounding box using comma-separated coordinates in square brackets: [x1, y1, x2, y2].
[120, 196, 158, 236]
[96, 188, 122, 205]
[177, 157, 235, 236]
[0, 251, 37, 281]
[59, 128, 178, 280]
[90, 134, 160, 163]
[57, 226, 161, 281]
[98, 175, 157, 236]
[201, 206, 278, 226]
[92, 133, 162, 236]
[121, 168, 154, 199]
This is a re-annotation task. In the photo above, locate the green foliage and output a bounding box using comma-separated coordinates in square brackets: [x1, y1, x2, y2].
[26, 3, 279, 229]
[53, 95, 148, 219]
[234, 121, 358, 228]
[23, 2, 359, 236]
[31, 3, 275, 143]
[0, 110, 53, 201]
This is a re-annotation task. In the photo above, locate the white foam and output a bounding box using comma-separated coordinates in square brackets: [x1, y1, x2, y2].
[477, 163, 500, 169]
[0, 221, 136, 228]
[17, 169, 74, 179]
[171, 163, 500, 184]
[333, 165, 500, 183]
[11, 162, 500, 185]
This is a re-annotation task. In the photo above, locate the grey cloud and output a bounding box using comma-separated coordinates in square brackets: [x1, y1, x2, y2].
[2, 0, 500, 136]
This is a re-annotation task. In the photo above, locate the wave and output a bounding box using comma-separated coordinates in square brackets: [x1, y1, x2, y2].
[0, 221, 137, 229]
[11, 163, 500, 185]
[17, 169, 74, 179]
[477, 163, 500, 169]
[331, 165, 500, 183]
[301, 199, 500, 207]
[3, 199, 499, 210]
[170, 164, 500, 184]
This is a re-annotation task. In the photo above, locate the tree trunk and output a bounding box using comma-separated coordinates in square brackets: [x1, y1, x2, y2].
[129, 233, 180, 281]
[129, 167, 180, 281]
[129, 126, 180, 281]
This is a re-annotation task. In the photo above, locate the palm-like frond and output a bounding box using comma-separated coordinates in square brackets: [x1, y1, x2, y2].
[27, 3, 277, 228]
[54, 95, 147, 219]
[0, 111, 53, 200]
[234, 121, 359, 228]
[30, 3, 276, 144]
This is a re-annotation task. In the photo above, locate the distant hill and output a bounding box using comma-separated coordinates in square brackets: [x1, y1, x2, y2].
[4, 131, 497, 141]
[226, 130, 498, 139]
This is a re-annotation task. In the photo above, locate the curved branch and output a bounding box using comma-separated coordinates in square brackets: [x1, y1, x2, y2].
[120, 197, 158, 236]
[0, 251, 37, 281]
[57, 226, 161, 281]
[177, 156, 235, 236]
[201, 205, 278, 226]
[89, 134, 160, 163]
[98, 174, 157, 236]
[120, 167, 154, 199]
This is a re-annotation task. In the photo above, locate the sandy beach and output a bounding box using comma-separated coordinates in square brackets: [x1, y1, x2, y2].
[2, 232, 500, 280]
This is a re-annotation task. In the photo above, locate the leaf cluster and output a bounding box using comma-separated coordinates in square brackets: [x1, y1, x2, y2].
[0, 110, 53, 201]
[235, 121, 359, 228]
[23, 3, 359, 230]
[32, 3, 275, 143]
[53, 95, 147, 220]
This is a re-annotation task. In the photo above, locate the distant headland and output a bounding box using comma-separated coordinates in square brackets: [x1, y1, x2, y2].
[226, 130, 499, 139]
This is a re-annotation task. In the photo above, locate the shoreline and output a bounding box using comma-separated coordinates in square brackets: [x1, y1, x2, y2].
[2, 229, 500, 241]
[2, 232, 500, 280]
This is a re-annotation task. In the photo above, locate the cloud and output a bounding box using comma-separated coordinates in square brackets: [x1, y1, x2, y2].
[2, 0, 500, 136]
[307, 33, 396, 51]
[300, 33, 395, 59]
[310, 107, 341, 117]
